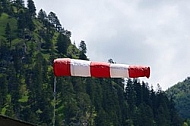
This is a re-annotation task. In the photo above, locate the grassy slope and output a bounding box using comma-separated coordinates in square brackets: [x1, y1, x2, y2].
[0, 13, 17, 39]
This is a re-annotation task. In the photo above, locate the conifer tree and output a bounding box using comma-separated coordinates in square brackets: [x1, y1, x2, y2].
[27, 0, 36, 17]
[56, 33, 69, 55]
[48, 11, 62, 31]
[79, 40, 87, 60]
[37, 9, 48, 24]
[15, 0, 24, 6]
[5, 23, 12, 46]
[0, 74, 8, 109]
[125, 79, 136, 110]
[0, 0, 8, 14]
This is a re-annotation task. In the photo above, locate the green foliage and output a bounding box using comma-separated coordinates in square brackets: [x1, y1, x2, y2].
[27, 0, 36, 17]
[37, 9, 47, 22]
[67, 44, 80, 59]
[56, 33, 70, 55]
[79, 40, 88, 60]
[183, 119, 190, 126]
[0, 1, 183, 126]
[124, 79, 181, 126]
[0, 13, 17, 38]
[166, 77, 190, 120]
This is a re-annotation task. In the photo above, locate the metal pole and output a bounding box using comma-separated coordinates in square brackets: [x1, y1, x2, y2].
[53, 76, 57, 126]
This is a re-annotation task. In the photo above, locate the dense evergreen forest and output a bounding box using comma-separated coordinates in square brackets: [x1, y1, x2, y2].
[0, 0, 184, 125]
[166, 77, 190, 125]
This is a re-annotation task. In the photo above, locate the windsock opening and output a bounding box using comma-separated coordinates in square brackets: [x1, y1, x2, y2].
[128, 66, 150, 78]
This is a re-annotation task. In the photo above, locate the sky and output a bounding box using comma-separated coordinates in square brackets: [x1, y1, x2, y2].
[30, 0, 190, 90]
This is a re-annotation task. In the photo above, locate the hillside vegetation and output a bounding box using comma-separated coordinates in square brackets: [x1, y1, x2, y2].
[166, 77, 190, 122]
[0, 0, 183, 125]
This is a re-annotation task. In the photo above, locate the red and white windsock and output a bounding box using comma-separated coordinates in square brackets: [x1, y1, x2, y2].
[53, 58, 150, 78]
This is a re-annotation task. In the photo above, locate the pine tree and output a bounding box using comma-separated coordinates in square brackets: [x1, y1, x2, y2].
[125, 79, 136, 110]
[0, 74, 8, 110]
[6, 64, 19, 117]
[56, 33, 70, 55]
[48, 11, 62, 31]
[133, 79, 142, 106]
[142, 81, 151, 105]
[5, 23, 12, 46]
[14, 0, 25, 6]
[37, 9, 48, 24]
[169, 97, 183, 126]
[79, 41, 87, 60]
[0, 0, 8, 14]
[27, 0, 36, 17]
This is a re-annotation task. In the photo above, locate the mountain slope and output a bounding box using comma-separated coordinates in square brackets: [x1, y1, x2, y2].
[166, 77, 190, 119]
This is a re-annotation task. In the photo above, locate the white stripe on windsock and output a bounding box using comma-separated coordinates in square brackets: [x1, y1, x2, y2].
[70, 59, 91, 77]
[110, 64, 129, 78]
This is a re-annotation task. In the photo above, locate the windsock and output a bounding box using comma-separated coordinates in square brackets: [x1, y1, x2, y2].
[53, 58, 150, 78]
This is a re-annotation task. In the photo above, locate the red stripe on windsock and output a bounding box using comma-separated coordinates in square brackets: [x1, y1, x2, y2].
[53, 58, 71, 76]
[128, 65, 150, 78]
[90, 62, 110, 78]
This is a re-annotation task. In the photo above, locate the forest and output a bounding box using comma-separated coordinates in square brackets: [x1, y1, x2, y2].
[166, 77, 190, 125]
[0, 0, 187, 125]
